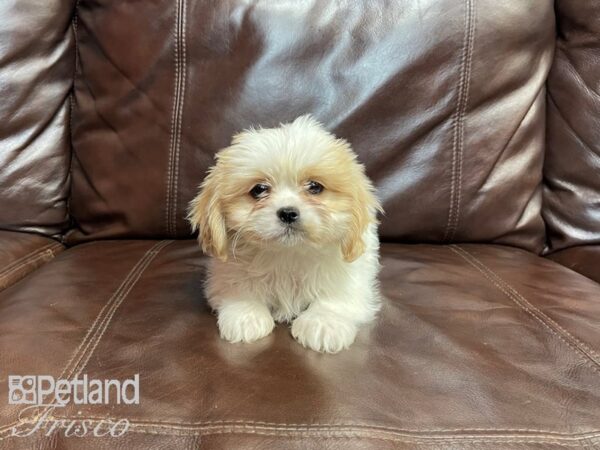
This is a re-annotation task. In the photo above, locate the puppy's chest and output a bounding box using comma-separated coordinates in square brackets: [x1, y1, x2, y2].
[247, 257, 331, 303]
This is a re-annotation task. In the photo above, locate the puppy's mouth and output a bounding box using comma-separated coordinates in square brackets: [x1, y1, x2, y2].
[278, 224, 306, 244]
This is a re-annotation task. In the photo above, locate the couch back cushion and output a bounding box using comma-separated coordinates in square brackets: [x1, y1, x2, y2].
[0, 0, 75, 237]
[544, 0, 600, 253]
[68, 0, 554, 252]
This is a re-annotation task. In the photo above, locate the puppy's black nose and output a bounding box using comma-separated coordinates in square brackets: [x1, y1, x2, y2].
[277, 207, 299, 224]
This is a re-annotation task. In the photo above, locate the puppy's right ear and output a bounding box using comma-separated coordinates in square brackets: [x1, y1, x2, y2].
[187, 167, 228, 261]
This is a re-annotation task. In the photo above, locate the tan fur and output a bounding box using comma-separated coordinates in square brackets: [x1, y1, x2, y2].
[187, 168, 228, 261]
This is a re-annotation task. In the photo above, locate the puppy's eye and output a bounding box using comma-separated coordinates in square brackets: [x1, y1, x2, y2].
[306, 181, 324, 195]
[249, 183, 270, 199]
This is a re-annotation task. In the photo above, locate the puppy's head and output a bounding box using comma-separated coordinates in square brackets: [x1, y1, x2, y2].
[187, 115, 382, 262]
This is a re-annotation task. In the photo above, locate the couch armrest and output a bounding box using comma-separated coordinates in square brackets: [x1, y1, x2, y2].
[546, 246, 600, 284]
[0, 231, 63, 291]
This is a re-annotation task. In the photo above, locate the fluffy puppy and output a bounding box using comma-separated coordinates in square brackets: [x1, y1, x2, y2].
[188, 115, 382, 353]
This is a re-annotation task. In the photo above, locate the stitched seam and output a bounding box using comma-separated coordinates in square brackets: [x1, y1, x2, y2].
[0, 243, 62, 281]
[444, 0, 475, 243]
[171, 0, 186, 237]
[5, 419, 598, 445]
[1, 241, 172, 436]
[451, 245, 600, 364]
[115, 431, 594, 446]
[0, 249, 55, 283]
[28, 417, 600, 437]
[450, 245, 600, 374]
[165, 1, 180, 236]
[60, 240, 172, 381]
[165, 0, 186, 237]
[73, 240, 173, 375]
[0, 243, 57, 276]
[452, 0, 475, 241]
[66, 0, 81, 238]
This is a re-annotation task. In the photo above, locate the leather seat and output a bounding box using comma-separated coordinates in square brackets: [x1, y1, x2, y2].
[1, 0, 600, 448]
[0, 231, 63, 290]
[1, 241, 599, 448]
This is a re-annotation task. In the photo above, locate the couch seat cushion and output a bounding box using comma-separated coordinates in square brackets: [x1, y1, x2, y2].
[0, 241, 599, 449]
[547, 246, 600, 285]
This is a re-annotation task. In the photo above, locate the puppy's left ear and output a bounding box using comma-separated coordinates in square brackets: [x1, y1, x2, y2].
[341, 168, 382, 263]
[187, 167, 228, 261]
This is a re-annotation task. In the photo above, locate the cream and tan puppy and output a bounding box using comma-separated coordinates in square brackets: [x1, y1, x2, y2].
[188, 115, 382, 353]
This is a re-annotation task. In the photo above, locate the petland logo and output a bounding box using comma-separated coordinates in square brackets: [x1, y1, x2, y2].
[8, 374, 139, 406]
[7, 374, 139, 438]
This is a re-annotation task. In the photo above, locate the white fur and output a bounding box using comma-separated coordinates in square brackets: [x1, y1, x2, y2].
[190, 116, 382, 353]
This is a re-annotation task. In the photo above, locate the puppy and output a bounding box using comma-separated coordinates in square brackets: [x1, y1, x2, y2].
[188, 115, 382, 353]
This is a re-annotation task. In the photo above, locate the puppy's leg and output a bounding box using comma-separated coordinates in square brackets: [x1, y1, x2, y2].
[216, 299, 275, 343]
[291, 283, 380, 353]
[291, 302, 358, 353]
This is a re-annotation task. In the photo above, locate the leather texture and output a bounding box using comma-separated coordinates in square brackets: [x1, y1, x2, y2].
[547, 246, 600, 284]
[0, 231, 63, 291]
[2, 1, 600, 449]
[0, 242, 599, 449]
[0, 0, 75, 237]
[68, 0, 554, 253]
[543, 0, 600, 252]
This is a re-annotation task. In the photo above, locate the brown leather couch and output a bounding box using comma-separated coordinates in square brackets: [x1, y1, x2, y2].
[1, 1, 599, 448]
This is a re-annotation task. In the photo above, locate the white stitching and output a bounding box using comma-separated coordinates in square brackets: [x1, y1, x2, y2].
[0, 243, 60, 278]
[61, 240, 172, 380]
[450, 245, 600, 374]
[171, 0, 187, 237]
[2, 241, 172, 436]
[56, 242, 169, 381]
[165, 0, 187, 237]
[444, 0, 475, 242]
[73, 241, 173, 374]
[32, 416, 600, 437]
[165, 1, 180, 236]
[0, 243, 62, 286]
[4, 418, 599, 446]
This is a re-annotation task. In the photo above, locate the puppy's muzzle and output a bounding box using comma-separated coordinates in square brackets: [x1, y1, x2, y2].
[277, 207, 299, 224]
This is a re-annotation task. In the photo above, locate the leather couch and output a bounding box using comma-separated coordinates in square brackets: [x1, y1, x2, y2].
[1, 1, 599, 448]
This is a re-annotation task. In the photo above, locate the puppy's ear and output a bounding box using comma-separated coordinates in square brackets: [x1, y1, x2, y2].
[341, 168, 382, 263]
[187, 168, 228, 261]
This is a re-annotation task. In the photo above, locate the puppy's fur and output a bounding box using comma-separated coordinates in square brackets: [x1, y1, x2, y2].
[188, 115, 382, 353]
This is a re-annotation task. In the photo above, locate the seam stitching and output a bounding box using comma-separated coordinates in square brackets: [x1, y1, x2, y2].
[66, 0, 80, 237]
[31, 417, 600, 436]
[165, 1, 179, 236]
[453, 0, 475, 240]
[1, 241, 172, 437]
[444, 0, 475, 242]
[165, 0, 186, 237]
[0, 243, 62, 281]
[450, 245, 600, 374]
[171, 0, 187, 237]
[0, 243, 57, 276]
[4, 419, 599, 445]
[73, 241, 173, 374]
[60, 240, 172, 381]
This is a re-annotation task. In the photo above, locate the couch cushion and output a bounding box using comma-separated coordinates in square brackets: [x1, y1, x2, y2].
[0, 0, 75, 237]
[0, 231, 63, 291]
[547, 246, 600, 285]
[544, 0, 600, 253]
[68, 0, 554, 253]
[1, 241, 599, 449]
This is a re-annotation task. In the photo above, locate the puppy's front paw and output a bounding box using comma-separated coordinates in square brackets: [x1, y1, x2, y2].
[291, 311, 357, 353]
[217, 302, 275, 343]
